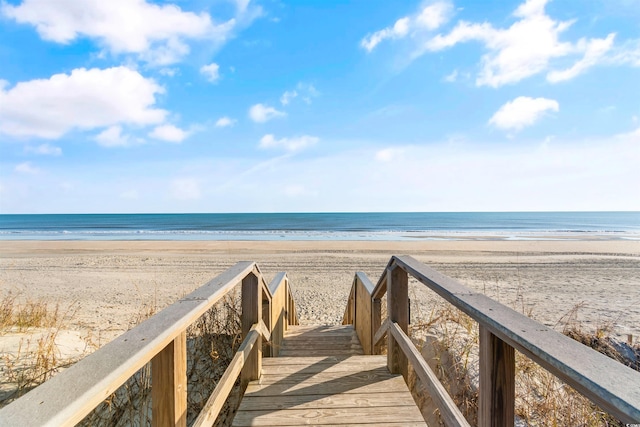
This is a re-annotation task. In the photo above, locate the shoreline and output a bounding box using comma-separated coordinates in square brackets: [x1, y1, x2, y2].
[1, 240, 639, 344]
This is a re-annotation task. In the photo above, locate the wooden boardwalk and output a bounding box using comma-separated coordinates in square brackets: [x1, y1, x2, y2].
[233, 325, 427, 426]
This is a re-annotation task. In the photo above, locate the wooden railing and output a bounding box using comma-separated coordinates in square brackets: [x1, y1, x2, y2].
[0, 261, 298, 427]
[342, 255, 640, 426]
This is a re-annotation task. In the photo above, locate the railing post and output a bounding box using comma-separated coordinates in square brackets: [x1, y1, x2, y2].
[284, 278, 290, 331]
[387, 266, 409, 381]
[479, 325, 515, 427]
[152, 331, 187, 427]
[241, 273, 261, 390]
[262, 284, 272, 357]
[371, 297, 382, 354]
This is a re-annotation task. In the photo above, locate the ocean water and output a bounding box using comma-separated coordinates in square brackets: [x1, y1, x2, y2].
[0, 212, 638, 241]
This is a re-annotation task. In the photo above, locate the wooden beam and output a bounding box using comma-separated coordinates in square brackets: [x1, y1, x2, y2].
[479, 326, 515, 427]
[355, 273, 374, 354]
[371, 297, 382, 354]
[151, 331, 187, 427]
[389, 255, 640, 422]
[373, 317, 390, 349]
[192, 326, 261, 427]
[241, 273, 261, 390]
[0, 262, 256, 427]
[387, 266, 409, 381]
[390, 323, 471, 427]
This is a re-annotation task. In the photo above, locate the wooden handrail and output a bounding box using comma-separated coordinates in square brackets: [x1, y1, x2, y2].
[0, 262, 299, 427]
[389, 322, 471, 427]
[192, 321, 268, 427]
[343, 255, 640, 425]
[390, 255, 640, 423]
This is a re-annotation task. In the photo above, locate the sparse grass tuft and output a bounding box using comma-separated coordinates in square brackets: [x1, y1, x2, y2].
[77, 288, 243, 427]
[409, 297, 635, 426]
[1, 293, 80, 406]
[0, 293, 62, 333]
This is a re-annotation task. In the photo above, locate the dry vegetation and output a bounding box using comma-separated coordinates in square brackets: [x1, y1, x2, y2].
[0, 293, 82, 405]
[77, 289, 244, 426]
[408, 300, 638, 426]
[2, 283, 638, 426]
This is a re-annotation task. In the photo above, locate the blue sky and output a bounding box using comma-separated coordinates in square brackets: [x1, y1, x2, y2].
[0, 0, 639, 213]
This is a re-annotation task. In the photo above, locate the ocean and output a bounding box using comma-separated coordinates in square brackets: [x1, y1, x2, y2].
[0, 212, 638, 241]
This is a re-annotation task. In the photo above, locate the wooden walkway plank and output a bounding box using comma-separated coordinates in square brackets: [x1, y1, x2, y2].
[232, 407, 425, 426]
[238, 391, 417, 411]
[233, 325, 427, 426]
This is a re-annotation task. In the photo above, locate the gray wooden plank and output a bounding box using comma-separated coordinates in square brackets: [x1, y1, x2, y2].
[392, 255, 640, 422]
[281, 342, 364, 350]
[0, 261, 258, 427]
[285, 326, 357, 336]
[261, 361, 386, 375]
[258, 368, 396, 385]
[279, 349, 364, 356]
[237, 391, 417, 411]
[262, 356, 386, 366]
[244, 374, 408, 396]
[232, 406, 426, 426]
[282, 335, 361, 343]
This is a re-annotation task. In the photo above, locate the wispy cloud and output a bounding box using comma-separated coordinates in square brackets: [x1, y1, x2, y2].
[25, 143, 62, 156]
[361, 1, 453, 52]
[248, 103, 286, 123]
[15, 161, 41, 174]
[259, 134, 319, 152]
[215, 116, 236, 128]
[149, 124, 190, 143]
[200, 62, 220, 82]
[489, 96, 559, 132]
[280, 83, 319, 106]
[96, 125, 133, 147]
[423, 0, 615, 87]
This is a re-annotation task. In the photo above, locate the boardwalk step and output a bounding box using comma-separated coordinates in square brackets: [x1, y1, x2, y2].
[232, 326, 427, 426]
[280, 325, 364, 357]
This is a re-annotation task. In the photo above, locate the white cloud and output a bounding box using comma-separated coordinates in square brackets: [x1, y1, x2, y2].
[416, 1, 453, 30]
[375, 148, 404, 162]
[280, 83, 320, 106]
[15, 161, 41, 174]
[248, 103, 286, 123]
[259, 134, 319, 152]
[489, 96, 559, 131]
[608, 39, 640, 67]
[200, 62, 220, 82]
[424, 0, 617, 87]
[159, 67, 179, 77]
[361, 17, 411, 52]
[215, 116, 236, 128]
[547, 34, 616, 83]
[361, 2, 452, 52]
[96, 125, 133, 147]
[444, 69, 458, 82]
[170, 178, 201, 200]
[616, 126, 640, 142]
[280, 90, 297, 105]
[25, 143, 62, 155]
[1, 0, 239, 65]
[149, 124, 190, 143]
[0, 67, 166, 139]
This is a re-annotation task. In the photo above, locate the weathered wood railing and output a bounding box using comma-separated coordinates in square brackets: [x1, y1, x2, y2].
[342, 255, 640, 426]
[0, 261, 298, 427]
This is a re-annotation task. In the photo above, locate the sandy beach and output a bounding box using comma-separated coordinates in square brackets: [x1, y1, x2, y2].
[1, 240, 639, 345]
